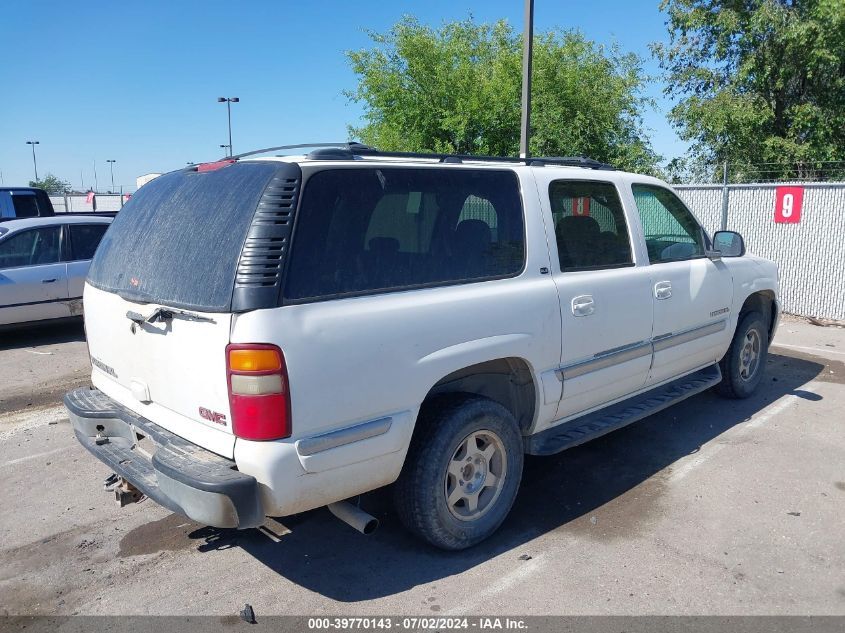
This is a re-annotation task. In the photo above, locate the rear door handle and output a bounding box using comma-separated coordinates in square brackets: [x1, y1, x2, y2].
[41, 278, 57, 284]
[654, 281, 672, 300]
[571, 295, 595, 317]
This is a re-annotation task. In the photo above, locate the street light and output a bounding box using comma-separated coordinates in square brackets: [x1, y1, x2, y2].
[217, 97, 239, 157]
[219, 144, 231, 155]
[26, 141, 40, 181]
[106, 159, 116, 193]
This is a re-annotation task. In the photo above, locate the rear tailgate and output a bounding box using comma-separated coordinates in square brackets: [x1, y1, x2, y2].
[85, 284, 236, 457]
[80, 160, 301, 459]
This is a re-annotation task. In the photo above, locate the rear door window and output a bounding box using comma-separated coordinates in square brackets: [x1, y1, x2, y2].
[548, 180, 633, 271]
[68, 223, 109, 260]
[284, 168, 525, 301]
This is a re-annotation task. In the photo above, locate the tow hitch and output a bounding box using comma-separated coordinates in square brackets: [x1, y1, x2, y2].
[113, 477, 143, 507]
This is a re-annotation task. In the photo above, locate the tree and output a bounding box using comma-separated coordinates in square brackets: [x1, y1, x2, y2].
[654, 0, 845, 178]
[29, 173, 72, 194]
[346, 17, 660, 173]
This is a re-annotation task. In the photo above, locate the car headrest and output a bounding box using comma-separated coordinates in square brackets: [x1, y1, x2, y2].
[455, 219, 492, 251]
[556, 215, 601, 241]
[368, 237, 400, 255]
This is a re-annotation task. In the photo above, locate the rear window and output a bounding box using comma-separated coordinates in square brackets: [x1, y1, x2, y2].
[284, 167, 525, 302]
[87, 162, 279, 311]
[11, 194, 39, 218]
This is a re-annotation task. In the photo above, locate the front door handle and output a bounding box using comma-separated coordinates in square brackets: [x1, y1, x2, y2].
[571, 294, 595, 317]
[654, 281, 672, 300]
[41, 278, 57, 284]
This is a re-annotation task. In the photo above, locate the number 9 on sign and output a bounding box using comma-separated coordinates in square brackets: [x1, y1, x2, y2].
[774, 186, 803, 223]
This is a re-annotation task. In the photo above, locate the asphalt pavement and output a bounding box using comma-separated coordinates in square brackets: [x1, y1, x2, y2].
[1, 316, 843, 616]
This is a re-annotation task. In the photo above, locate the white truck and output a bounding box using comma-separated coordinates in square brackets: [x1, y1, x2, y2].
[65, 143, 778, 550]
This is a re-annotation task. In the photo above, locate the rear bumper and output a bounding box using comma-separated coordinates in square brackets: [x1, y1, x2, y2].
[64, 388, 263, 529]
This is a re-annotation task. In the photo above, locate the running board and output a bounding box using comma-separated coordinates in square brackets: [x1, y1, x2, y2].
[526, 364, 722, 456]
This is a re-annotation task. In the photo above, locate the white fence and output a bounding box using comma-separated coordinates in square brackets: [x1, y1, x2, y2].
[49, 194, 125, 213]
[676, 183, 845, 321]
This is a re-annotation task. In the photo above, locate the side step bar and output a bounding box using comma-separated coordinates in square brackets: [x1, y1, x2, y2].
[526, 364, 722, 456]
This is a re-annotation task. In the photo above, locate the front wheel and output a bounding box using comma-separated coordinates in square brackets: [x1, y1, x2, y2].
[716, 310, 769, 399]
[393, 395, 523, 550]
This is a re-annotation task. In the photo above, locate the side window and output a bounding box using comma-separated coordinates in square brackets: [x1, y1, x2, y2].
[284, 168, 525, 301]
[549, 180, 633, 271]
[0, 226, 61, 268]
[11, 194, 40, 218]
[69, 224, 109, 260]
[632, 184, 705, 263]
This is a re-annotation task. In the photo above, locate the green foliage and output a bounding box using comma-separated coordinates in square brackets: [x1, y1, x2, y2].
[655, 0, 845, 174]
[346, 17, 660, 173]
[29, 173, 72, 194]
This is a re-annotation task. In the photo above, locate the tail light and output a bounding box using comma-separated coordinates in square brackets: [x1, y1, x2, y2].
[226, 343, 291, 441]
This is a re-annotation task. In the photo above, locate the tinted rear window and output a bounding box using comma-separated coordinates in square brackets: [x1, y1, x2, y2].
[284, 168, 525, 301]
[87, 162, 278, 311]
[69, 223, 109, 260]
[11, 194, 39, 218]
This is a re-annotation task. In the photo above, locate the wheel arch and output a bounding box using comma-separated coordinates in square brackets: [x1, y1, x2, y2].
[419, 357, 537, 434]
[738, 289, 778, 339]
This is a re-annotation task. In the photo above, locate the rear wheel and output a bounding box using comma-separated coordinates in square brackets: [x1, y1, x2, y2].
[393, 395, 523, 550]
[716, 311, 769, 399]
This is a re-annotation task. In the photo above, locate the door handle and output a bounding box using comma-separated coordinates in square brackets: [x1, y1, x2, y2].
[41, 278, 57, 284]
[571, 294, 595, 317]
[654, 281, 672, 300]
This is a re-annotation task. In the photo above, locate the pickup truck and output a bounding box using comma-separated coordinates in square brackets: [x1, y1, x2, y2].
[64, 144, 779, 550]
[0, 187, 56, 221]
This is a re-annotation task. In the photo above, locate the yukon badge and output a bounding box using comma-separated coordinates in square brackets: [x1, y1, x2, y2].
[199, 407, 227, 426]
[90, 356, 118, 378]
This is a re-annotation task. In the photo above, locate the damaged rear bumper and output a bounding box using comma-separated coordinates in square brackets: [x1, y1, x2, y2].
[64, 388, 263, 529]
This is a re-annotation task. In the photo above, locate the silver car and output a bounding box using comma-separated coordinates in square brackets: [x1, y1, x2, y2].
[0, 215, 112, 327]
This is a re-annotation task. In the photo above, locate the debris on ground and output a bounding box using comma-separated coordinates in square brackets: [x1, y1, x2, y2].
[518, 554, 532, 561]
[240, 603, 256, 624]
[787, 511, 801, 517]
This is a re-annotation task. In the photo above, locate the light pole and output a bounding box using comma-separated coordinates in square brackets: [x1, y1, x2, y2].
[219, 144, 231, 155]
[106, 159, 116, 193]
[26, 141, 40, 181]
[519, 0, 534, 159]
[217, 97, 239, 156]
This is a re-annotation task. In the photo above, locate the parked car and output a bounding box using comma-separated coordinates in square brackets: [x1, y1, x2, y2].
[0, 187, 56, 221]
[0, 215, 112, 327]
[65, 144, 778, 550]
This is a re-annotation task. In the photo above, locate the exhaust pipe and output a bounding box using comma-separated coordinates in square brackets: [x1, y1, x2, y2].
[328, 501, 379, 535]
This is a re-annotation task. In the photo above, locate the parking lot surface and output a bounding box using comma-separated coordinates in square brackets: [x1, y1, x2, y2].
[1, 317, 843, 616]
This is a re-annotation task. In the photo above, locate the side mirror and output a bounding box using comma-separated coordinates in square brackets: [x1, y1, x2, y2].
[712, 230, 745, 258]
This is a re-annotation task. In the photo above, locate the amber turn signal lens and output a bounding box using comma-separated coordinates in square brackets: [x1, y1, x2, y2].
[228, 348, 281, 372]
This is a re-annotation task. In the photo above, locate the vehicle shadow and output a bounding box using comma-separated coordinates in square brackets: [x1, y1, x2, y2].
[0, 320, 85, 351]
[187, 351, 830, 602]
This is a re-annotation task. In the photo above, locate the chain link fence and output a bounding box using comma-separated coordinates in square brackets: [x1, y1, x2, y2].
[675, 182, 845, 321]
[48, 194, 126, 213]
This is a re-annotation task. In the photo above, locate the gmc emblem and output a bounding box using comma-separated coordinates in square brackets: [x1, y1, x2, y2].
[198, 407, 227, 425]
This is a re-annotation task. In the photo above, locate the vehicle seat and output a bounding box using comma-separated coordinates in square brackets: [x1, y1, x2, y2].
[452, 219, 492, 278]
[555, 215, 601, 269]
[365, 236, 402, 288]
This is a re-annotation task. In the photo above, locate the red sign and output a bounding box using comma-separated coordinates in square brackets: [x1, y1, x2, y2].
[572, 196, 591, 217]
[774, 186, 803, 223]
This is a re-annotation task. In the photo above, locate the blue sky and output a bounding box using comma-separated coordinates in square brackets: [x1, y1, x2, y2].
[0, 0, 686, 191]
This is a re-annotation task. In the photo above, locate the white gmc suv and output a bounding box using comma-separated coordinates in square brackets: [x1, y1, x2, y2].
[65, 143, 779, 550]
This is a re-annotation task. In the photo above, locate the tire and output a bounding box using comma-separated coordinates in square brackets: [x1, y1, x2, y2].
[393, 394, 524, 550]
[716, 310, 769, 399]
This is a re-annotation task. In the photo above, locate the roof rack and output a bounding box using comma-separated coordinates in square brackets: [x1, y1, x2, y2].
[224, 142, 614, 171]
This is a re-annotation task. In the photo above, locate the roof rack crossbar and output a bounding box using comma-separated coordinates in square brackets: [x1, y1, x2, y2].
[223, 142, 374, 162]
[222, 141, 614, 170]
[350, 147, 614, 170]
